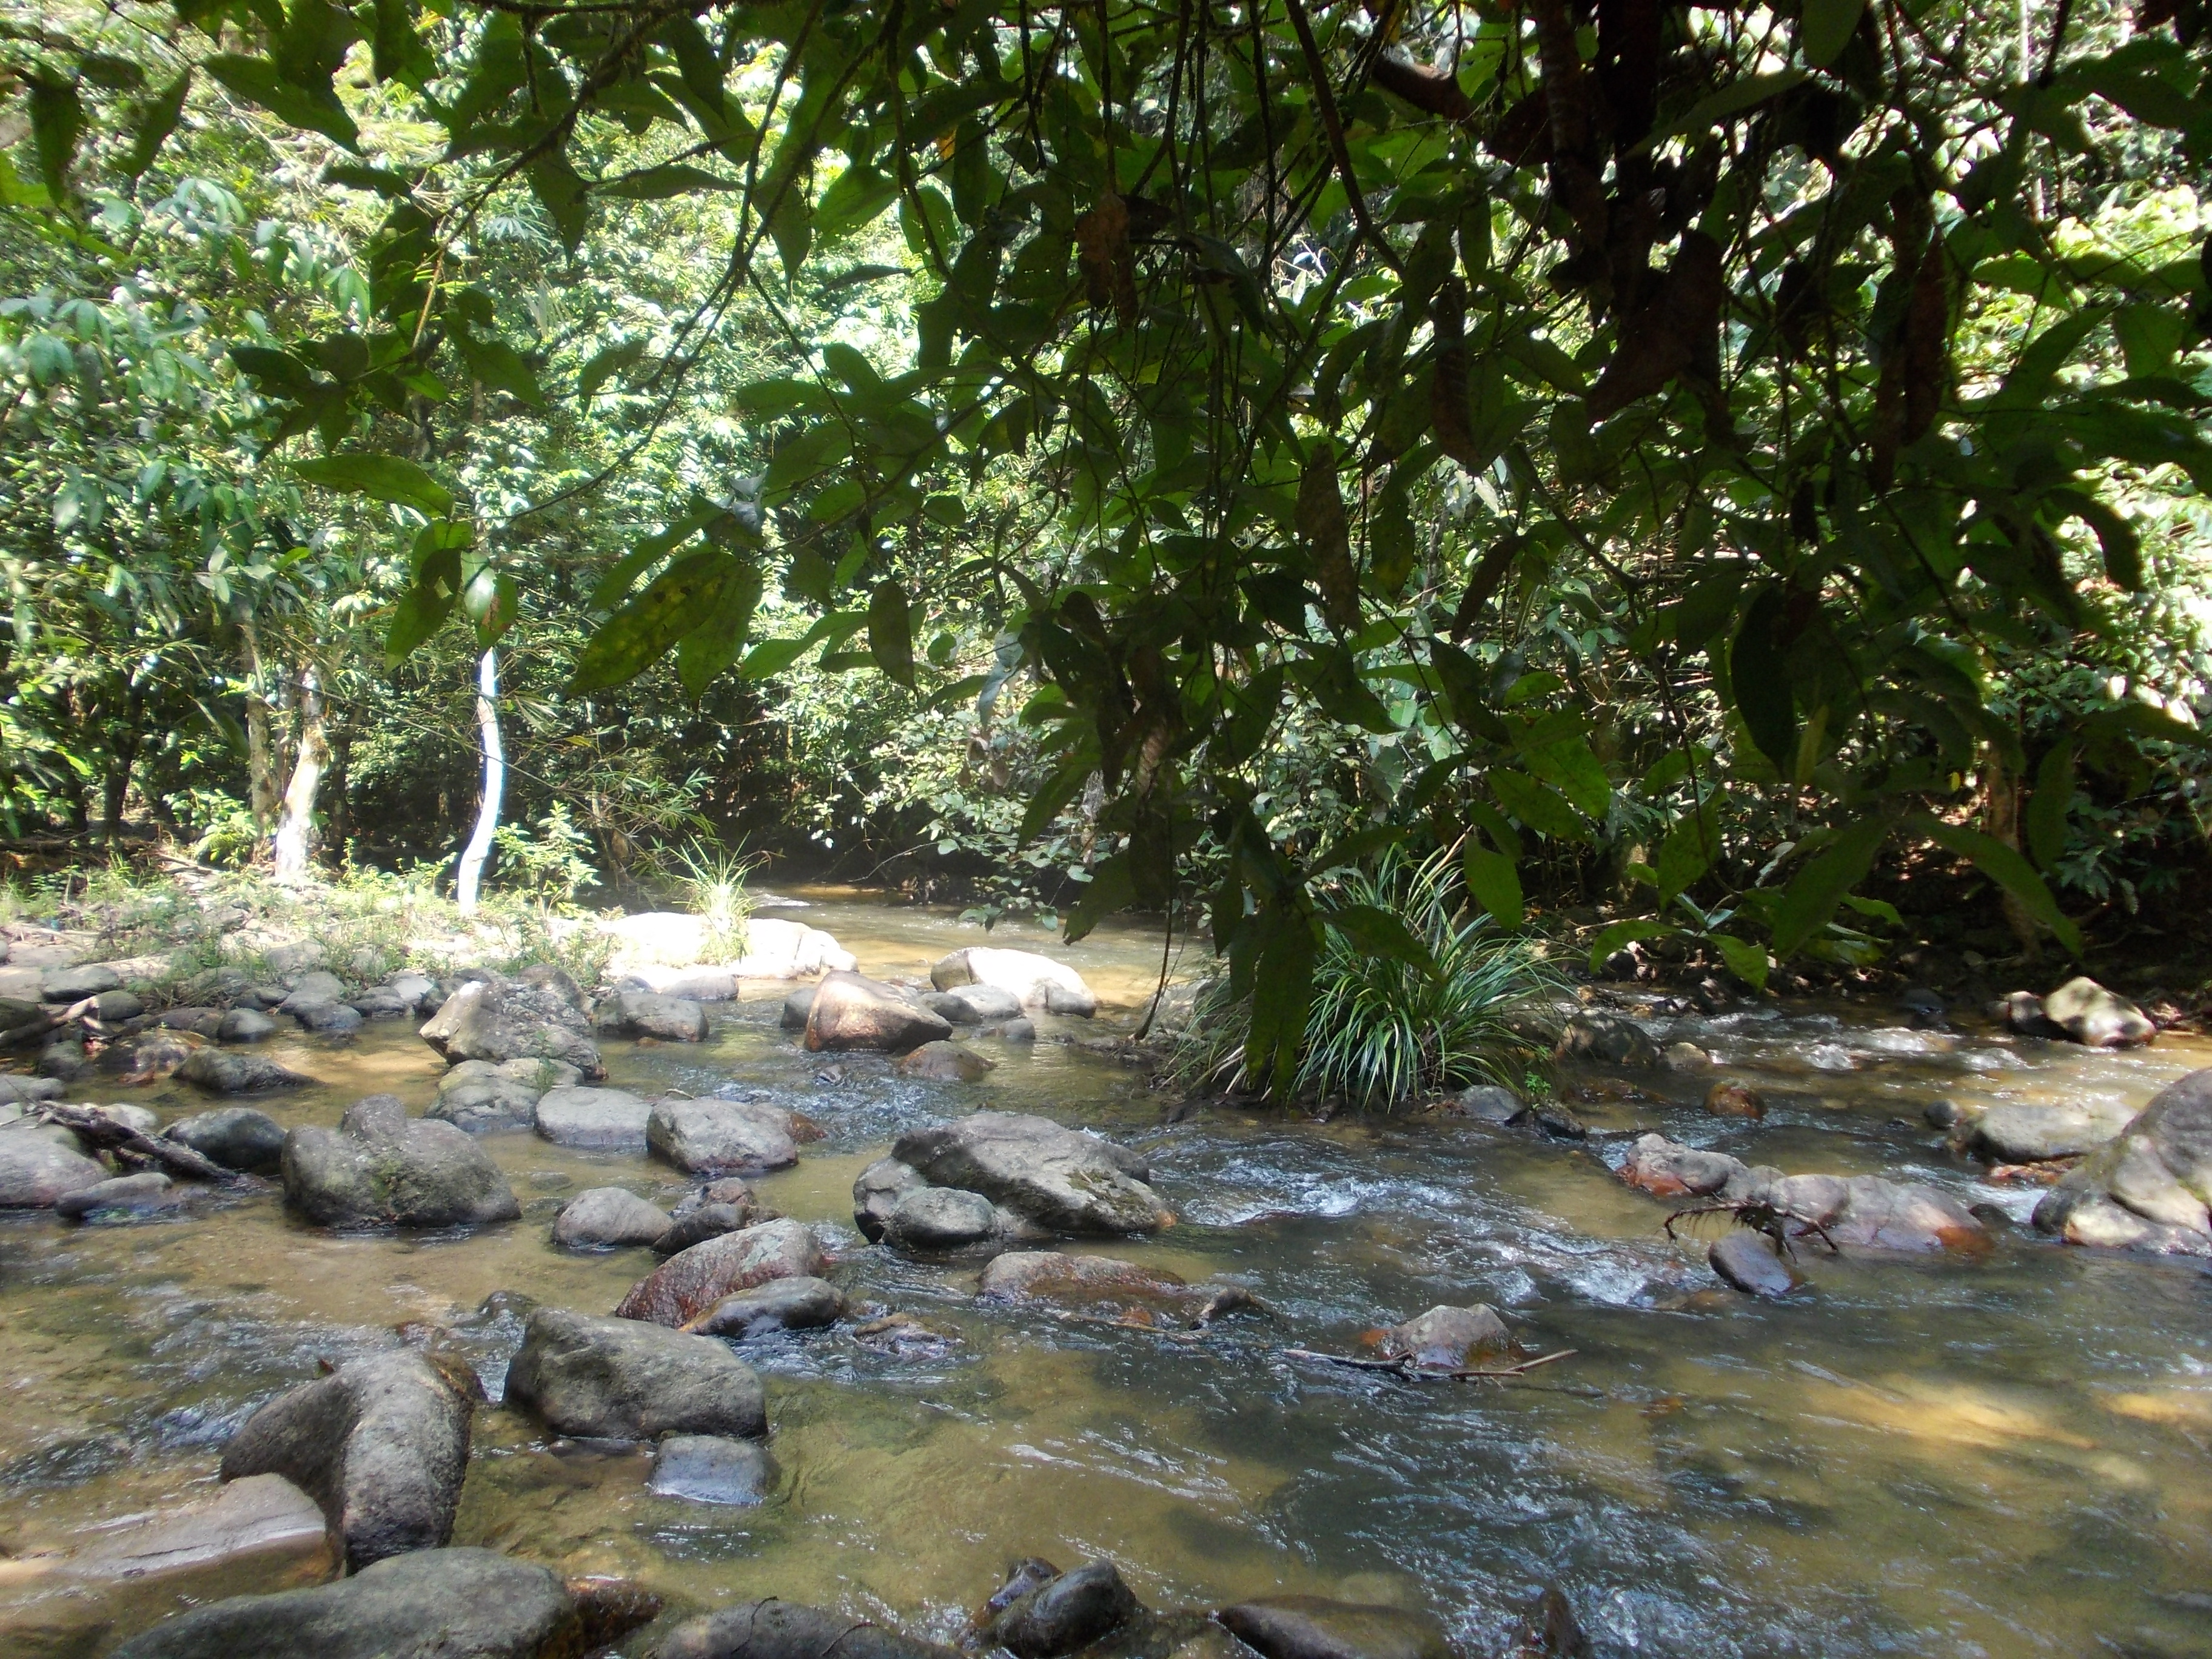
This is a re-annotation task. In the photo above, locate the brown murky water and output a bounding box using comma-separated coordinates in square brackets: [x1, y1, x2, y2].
[3, 893, 2210, 1657]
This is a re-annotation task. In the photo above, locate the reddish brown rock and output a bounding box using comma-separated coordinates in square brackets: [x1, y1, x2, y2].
[614, 1218, 825, 1327]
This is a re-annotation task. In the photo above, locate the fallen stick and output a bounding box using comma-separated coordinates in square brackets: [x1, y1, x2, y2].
[0, 996, 96, 1050]
[1280, 1346, 1579, 1382]
[35, 1102, 251, 1187]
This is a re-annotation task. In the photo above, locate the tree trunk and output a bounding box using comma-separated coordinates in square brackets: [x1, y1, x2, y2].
[455, 648, 504, 916]
[238, 615, 281, 836]
[1980, 744, 2040, 955]
[326, 725, 353, 864]
[272, 667, 330, 884]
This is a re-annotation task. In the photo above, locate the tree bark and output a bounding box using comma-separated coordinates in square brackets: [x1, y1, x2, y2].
[456, 648, 504, 915]
[272, 666, 330, 883]
[238, 614, 281, 836]
[1980, 743, 2040, 955]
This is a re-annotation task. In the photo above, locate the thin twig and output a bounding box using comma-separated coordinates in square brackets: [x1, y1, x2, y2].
[1281, 1347, 1579, 1381]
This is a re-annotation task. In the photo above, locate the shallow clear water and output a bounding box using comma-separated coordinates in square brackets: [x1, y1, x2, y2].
[3, 893, 2210, 1657]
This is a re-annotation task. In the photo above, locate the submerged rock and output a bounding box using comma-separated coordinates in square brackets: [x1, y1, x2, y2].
[1703, 1081, 1766, 1119]
[922, 984, 1023, 1025]
[896, 1041, 996, 1082]
[283, 1094, 520, 1229]
[1708, 1231, 1803, 1298]
[977, 1252, 1258, 1327]
[1617, 1133, 1990, 1254]
[648, 1434, 777, 1504]
[56, 1171, 187, 1221]
[1965, 1100, 2137, 1164]
[886, 1112, 1165, 1236]
[534, 1085, 654, 1151]
[504, 1305, 765, 1439]
[106, 1546, 647, 1659]
[660, 1599, 959, 1659]
[178, 1048, 314, 1094]
[418, 974, 604, 1079]
[931, 947, 1098, 1016]
[425, 1057, 569, 1134]
[219, 1349, 475, 1571]
[802, 970, 952, 1053]
[1216, 1597, 1453, 1659]
[552, 1186, 672, 1249]
[686, 1276, 846, 1338]
[1375, 1304, 1510, 1369]
[614, 1216, 826, 1327]
[2034, 1067, 2212, 1253]
[1555, 1014, 1658, 1068]
[164, 1106, 287, 1173]
[2040, 977, 2156, 1049]
[648, 1097, 799, 1173]
[987, 1561, 1139, 1658]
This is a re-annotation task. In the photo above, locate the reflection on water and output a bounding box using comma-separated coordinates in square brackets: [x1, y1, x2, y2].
[1, 891, 2209, 1656]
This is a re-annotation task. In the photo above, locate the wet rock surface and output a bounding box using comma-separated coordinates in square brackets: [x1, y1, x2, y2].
[1618, 1134, 1991, 1254]
[2040, 977, 2156, 1049]
[649, 1096, 800, 1173]
[894, 1040, 996, 1082]
[686, 1275, 846, 1337]
[504, 1305, 766, 1439]
[1709, 1230, 1805, 1298]
[1376, 1304, 1510, 1368]
[283, 1093, 521, 1228]
[2035, 1065, 2212, 1252]
[552, 1185, 672, 1249]
[614, 1216, 827, 1326]
[177, 1047, 314, 1094]
[885, 1111, 1165, 1236]
[218, 1349, 475, 1570]
[802, 970, 953, 1053]
[597, 989, 710, 1042]
[163, 1105, 286, 1173]
[987, 1560, 1139, 1657]
[1555, 1013, 1658, 1068]
[660, 1598, 960, 1659]
[426, 1057, 571, 1134]
[0, 1117, 109, 1207]
[418, 973, 605, 1079]
[533, 1084, 654, 1150]
[648, 1434, 777, 1504]
[1216, 1597, 1453, 1659]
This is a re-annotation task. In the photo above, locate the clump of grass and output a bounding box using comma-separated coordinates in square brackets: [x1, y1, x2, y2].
[1175, 848, 1563, 1111]
[669, 842, 760, 962]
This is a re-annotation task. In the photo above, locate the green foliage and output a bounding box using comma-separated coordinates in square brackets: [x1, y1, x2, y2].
[666, 840, 760, 961]
[1175, 848, 1564, 1111]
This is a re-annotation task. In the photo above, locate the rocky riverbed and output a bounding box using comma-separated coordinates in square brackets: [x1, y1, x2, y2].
[1, 893, 2210, 1658]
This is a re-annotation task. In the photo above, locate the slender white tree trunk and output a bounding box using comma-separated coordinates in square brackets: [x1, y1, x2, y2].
[238, 615, 280, 837]
[271, 667, 329, 884]
[455, 648, 504, 916]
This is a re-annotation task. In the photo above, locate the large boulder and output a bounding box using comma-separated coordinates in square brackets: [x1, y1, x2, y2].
[852, 1155, 928, 1241]
[504, 1305, 765, 1439]
[1965, 1099, 2137, 1164]
[1216, 1598, 1453, 1659]
[0, 1116, 109, 1207]
[418, 974, 603, 1079]
[660, 1600, 958, 1659]
[534, 1085, 654, 1151]
[107, 1546, 651, 1659]
[649, 1098, 800, 1173]
[2040, 977, 2156, 1048]
[424, 1057, 571, 1135]
[986, 1561, 1139, 1658]
[595, 990, 709, 1042]
[1375, 1304, 1510, 1369]
[42, 964, 122, 1000]
[802, 971, 951, 1053]
[218, 1349, 475, 1571]
[177, 1048, 314, 1094]
[164, 1106, 287, 1173]
[887, 1112, 1166, 1235]
[930, 947, 1097, 1016]
[283, 1094, 520, 1229]
[603, 912, 856, 983]
[881, 1185, 1001, 1250]
[552, 1186, 673, 1249]
[921, 984, 1023, 1025]
[1555, 1013, 1659, 1068]
[2034, 1067, 2212, 1253]
[613, 1217, 825, 1327]
[1617, 1134, 1990, 1254]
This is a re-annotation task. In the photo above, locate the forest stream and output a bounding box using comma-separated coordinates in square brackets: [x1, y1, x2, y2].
[4, 893, 2211, 1658]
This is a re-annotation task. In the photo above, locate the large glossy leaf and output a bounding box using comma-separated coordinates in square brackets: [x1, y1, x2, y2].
[868, 581, 915, 688]
[202, 55, 360, 150]
[1322, 904, 1436, 974]
[569, 553, 726, 693]
[292, 454, 455, 516]
[1771, 818, 1889, 958]
[1461, 842, 1524, 927]
[1911, 813, 2085, 956]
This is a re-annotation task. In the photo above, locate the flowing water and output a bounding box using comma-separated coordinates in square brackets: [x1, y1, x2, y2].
[3, 893, 2211, 1657]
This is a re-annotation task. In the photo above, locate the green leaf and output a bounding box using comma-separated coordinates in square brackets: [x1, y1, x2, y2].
[1654, 805, 1718, 904]
[28, 76, 84, 204]
[1490, 768, 1588, 841]
[461, 565, 520, 648]
[1523, 736, 1611, 819]
[1640, 70, 1806, 153]
[1587, 918, 1671, 973]
[868, 580, 916, 688]
[384, 521, 470, 666]
[1771, 817, 1888, 957]
[370, 0, 435, 87]
[202, 54, 361, 150]
[1461, 842, 1524, 927]
[674, 563, 765, 699]
[124, 70, 192, 179]
[454, 329, 545, 407]
[1730, 587, 1798, 771]
[2025, 742, 2077, 871]
[569, 552, 723, 693]
[1019, 748, 1098, 846]
[1711, 934, 1770, 991]
[578, 338, 647, 404]
[1799, 0, 1868, 67]
[1062, 851, 1138, 943]
[1322, 904, 1436, 974]
[601, 163, 745, 200]
[292, 453, 455, 517]
[1910, 813, 2083, 956]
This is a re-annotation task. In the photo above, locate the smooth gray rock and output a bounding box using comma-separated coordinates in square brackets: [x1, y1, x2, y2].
[654, 1201, 760, 1257]
[889, 1112, 1165, 1235]
[288, 998, 364, 1036]
[106, 1546, 606, 1659]
[647, 1434, 777, 1504]
[55, 1171, 184, 1221]
[2036, 1066, 2212, 1252]
[0, 1121, 110, 1207]
[38, 1033, 87, 1079]
[1709, 1231, 1803, 1298]
[851, 1156, 928, 1241]
[42, 964, 121, 1001]
[1555, 1013, 1660, 1068]
[425, 1059, 548, 1135]
[895, 1041, 996, 1082]
[349, 985, 415, 1019]
[164, 1106, 287, 1173]
[881, 1185, 999, 1250]
[648, 1098, 798, 1173]
[1375, 1304, 1510, 1368]
[686, 1276, 846, 1338]
[216, 1007, 279, 1043]
[152, 1005, 225, 1038]
[988, 1561, 1138, 1659]
[178, 1047, 313, 1094]
[800, 970, 951, 1054]
[659, 1600, 959, 1659]
[1618, 1133, 1991, 1254]
[218, 1350, 475, 1571]
[2042, 977, 2157, 1048]
[534, 1085, 653, 1151]
[597, 990, 709, 1042]
[503, 1305, 765, 1439]
[614, 1217, 826, 1326]
[280, 971, 346, 1005]
[931, 947, 1097, 1014]
[283, 1094, 519, 1228]
[0, 1073, 65, 1105]
[552, 1186, 673, 1249]
[92, 988, 145, 1022]
[922, 985, 1023, 1025]
[1968, 1101, 2136, 1163]
[780, 985, 815, 1030]
[1453, 1084, 1524, 1124]
[418, 974, 603, 1079]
